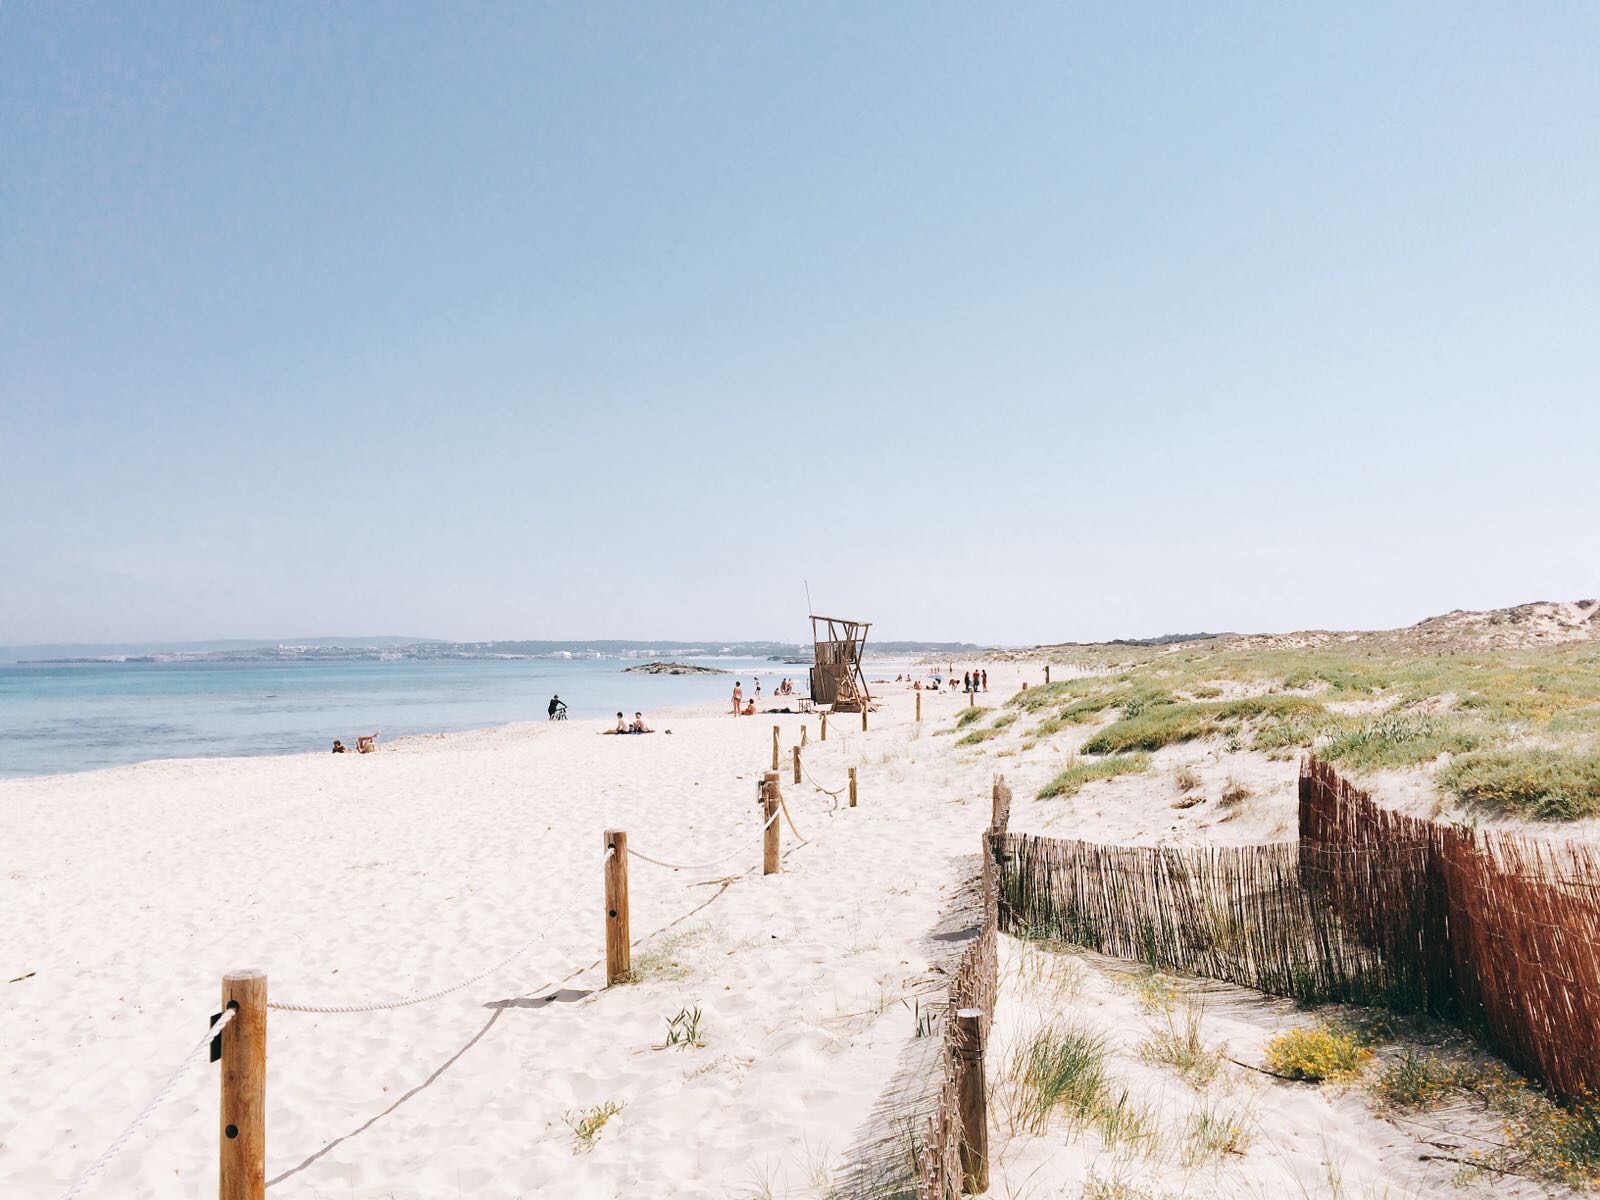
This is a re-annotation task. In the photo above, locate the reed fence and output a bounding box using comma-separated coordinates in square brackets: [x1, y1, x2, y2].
[1302, 756, 1600, 1102]
[996, 757, 1600, 1103]
[916, 775, 1010, 1200]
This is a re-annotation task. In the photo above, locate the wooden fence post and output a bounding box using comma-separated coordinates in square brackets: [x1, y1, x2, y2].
[969, 690, 976, 708]
[916, 691, 921, 722]
[604, 830, 630, 985]
[792, 744, 802, 785]
[1044, 663, 1051, 685]
[991, 780, 1003, 831]
[220, 969, 267, 1200]
[861, 707, 868, 731]
[761, 772, 780, 875]
[954, 1008, 989, 1194]
[848, 766, 858, 808]
[772, 725, 780, 770]
[820, 712, 827, 742]
[801, 724, 808, 747]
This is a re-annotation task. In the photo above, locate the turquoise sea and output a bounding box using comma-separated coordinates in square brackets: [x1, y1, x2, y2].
[0, 656, 804, 779]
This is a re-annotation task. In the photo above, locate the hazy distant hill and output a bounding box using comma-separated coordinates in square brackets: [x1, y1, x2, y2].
[1014, 599, 1600, 660]
[0, 636, 432, 665]
[4, 635, 981, 666]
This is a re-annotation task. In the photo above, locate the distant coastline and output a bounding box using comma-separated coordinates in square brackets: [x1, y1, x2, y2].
[7, 636, 982, 667]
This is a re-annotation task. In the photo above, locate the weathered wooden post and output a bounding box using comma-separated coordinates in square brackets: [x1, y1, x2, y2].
[954, 1008, 989, 1194]
[604, 830, 630, 985]
[992, 779, 1004, 831]
[1044, 663, 1051, 685]
[801, 724, 808, 747]
[220, 970, 267, 1200]
[969, 690, 976, 709]
[792, 744, 802, 785]
[916, 690, 922, 722]
[820, 712, 827, 742]
[848, 766, 858, 808]
[861, 707, 868, 731]
[772, 725, 780, 770]
[761, 772, 780, 875]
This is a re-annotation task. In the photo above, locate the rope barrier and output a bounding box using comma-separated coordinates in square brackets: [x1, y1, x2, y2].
[801, 758, 849, 799]
[267, 850, 611, 1015]
[771, 787, 810, 845]
[49, 771, 835, 1197]
[626, 806, 781, 871]
[57, 1007, 237, 1200]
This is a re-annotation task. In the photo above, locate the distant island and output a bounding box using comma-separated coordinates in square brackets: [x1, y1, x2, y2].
[624, 661, 729, 675]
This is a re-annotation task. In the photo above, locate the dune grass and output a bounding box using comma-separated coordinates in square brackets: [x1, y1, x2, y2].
[1439, 748, 1600, 820]
[1002, 643, 1600, 819]
[1007, 1021, 1111, 1134]
[1080, 696, 1325, 756]
[1038, 753, 1151, 799]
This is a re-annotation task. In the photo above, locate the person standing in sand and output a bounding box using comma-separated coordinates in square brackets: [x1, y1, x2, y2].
[731, 681, 743, 715]
[754, 678, 762, 706]
[982, 669, 988, 692]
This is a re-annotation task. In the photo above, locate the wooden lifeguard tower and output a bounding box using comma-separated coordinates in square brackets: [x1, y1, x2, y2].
[809, 614, 871, 712]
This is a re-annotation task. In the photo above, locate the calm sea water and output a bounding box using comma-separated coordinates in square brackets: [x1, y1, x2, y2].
[0, 656, 807, 779]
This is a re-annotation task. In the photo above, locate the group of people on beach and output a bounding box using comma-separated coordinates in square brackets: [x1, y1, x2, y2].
[898, 668, 988, 693]
[728, 677, 793, 715]
[547, 694, 657, 734]
[604, 711, 653, 734]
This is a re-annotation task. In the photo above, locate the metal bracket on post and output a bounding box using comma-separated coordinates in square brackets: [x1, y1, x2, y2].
[209, 999, 238, 1063]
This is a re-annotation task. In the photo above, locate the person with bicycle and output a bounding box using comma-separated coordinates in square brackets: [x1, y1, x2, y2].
[548, 694, 567, 720]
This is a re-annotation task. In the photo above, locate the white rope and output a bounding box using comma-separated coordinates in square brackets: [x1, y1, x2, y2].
[268, 850, 610, 1015]
[58, 1007, 237, 1200]
[627, 806, 781, 871]
[771, 787, 811, 845]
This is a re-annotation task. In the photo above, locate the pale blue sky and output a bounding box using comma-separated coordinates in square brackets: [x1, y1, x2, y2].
[3, 4, 1597, 646]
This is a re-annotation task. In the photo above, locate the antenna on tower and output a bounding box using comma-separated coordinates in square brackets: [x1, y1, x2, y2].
[804, 579, 814, 615]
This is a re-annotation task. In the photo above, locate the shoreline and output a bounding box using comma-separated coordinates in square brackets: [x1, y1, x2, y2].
[0, 655, 944, 786]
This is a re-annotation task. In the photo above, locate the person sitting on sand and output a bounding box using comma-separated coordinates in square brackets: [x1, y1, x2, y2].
[743, 699, 756, 716]
[731, 682, 743, 715]
[631, 711, 653, 733]
[331, 739, 348, 753]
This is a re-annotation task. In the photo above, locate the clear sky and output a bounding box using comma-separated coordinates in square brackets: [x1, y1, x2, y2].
[3, 4, 1597, 647]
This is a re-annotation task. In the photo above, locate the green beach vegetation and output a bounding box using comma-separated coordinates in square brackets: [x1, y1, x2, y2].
[1007, 639, 1600, 817]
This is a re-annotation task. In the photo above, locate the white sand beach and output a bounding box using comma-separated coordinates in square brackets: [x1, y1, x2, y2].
[6, 656, 1586, 1200]
[2, 672, 1024, 1199]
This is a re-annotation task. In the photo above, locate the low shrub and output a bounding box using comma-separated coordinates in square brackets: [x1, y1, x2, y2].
[1082, 696, 1326, 755]
[1369, 1051, 1460, 1110]
[1438, 748, 1600, 821]
[1265, 1023, 1370, 1082]
[1321, 713, 1481, 771]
